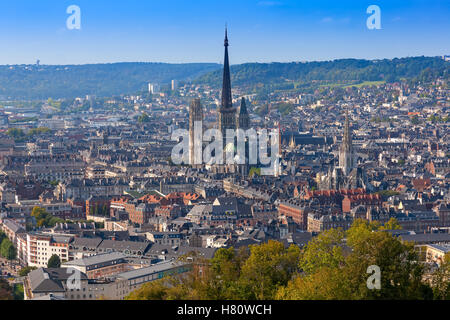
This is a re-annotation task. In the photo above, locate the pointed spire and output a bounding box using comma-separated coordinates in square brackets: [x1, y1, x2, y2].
[224, 24, 229, 47]
[221, 26, 232, 110]
[239, 97, 247, 114]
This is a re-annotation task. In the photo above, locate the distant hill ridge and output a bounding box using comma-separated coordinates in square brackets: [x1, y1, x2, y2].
[0, 57, 448, 100]
[0, 62, 221, 100]
[196, 56, 450, 87]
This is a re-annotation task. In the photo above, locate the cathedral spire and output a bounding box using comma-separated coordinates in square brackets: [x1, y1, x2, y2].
[224, 25, 229, 47]
[221, 26, 232, 110]
[237, 97, 249, 130]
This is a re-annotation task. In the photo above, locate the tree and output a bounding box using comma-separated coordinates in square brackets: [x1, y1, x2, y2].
[0, 279, 13, 300]
[431, 253, 450, 300]
[238, 241, 301, 300]
[200, 247, 250, 300]
[1, 238, 16, 260]
[126, 221, 438, 301]
[345, 230, 432, 300]
[31, 207, 48, 221]
[138, 113, 150, 123]
[278, 220, 433, 300]
[19, 266, 37, 277]
[6, 128, 25, 142]
[300, 228, 346, 274]
[13, 284, 24, 300]
[126, 278, 173, 300]
[276, 266, 353, 300]
[346, 218, 380, 249]
[31, 207, 64, 228]
[47, 254, 61, 268]
[379, 218, 402, 231]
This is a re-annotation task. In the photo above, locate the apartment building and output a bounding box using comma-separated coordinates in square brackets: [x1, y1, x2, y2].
[0, 218, 25, 246]
[24, 260, 191, 300]
[62, 252, 130, 279]
[26, 233, 72, 267]
[307, 213, 353, 233]
[7, 200, 84, 220]
[24, 156, 86, 181]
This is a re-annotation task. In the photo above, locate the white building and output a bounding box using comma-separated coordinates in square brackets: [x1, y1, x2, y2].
[171, 80, 179, 91]
[148, 83, 160, 94]
[26, 233, 72, 267]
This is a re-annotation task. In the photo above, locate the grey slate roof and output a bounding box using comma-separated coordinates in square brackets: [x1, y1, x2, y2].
[70, 237, 103, 249]
[63, 252, 127, 267]
[28, 268, 88, 293]
[97, 239, 151, 254]
[145, 244, 217, 259]
[115, 260, 189, 280]
[400, 233, 450, 244]
[2, 219, 25, 234]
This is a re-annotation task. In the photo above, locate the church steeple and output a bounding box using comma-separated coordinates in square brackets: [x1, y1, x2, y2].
[221, 27, 232, 110]
[218, 26, 237, 143]
[224, 26, 229, 47]
[237, 97, 250, 130]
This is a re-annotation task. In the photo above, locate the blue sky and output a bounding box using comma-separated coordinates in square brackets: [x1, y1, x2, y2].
[0, 0, 448, 65]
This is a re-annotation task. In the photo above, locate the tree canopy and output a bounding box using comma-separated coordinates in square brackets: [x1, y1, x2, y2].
[47, 254, 61, 268]
[0, 237, 16, 260]
[125, 218, 448, 301]
[31, 207, 64, 228]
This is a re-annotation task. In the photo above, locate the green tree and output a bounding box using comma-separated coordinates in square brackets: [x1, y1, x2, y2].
[346, 218, 380, 249]
[345, 230, 432, 300]
[1, 238, 16, 260]
[201, 247, 248, 300]
[138, 113, 150, 123]
[6, 128, 26, 142]
[300, 228, 346, 274]
[276, 266, 353, 300]
[126, 278, 173, 300]
[13, 284, 24, 300]
[379, 218, 402, 231]
[0, 279, 13, 300]
[238, 241, 301, 300]
[47, 254, 61, 268]
[431, 253, 450, 300]
[31, 207, 64, 228]
[279, 220, 433, 300]
[19, 266, 37, 277]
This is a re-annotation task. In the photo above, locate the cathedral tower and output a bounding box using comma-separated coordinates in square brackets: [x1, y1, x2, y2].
[339, 108, 355, 175]
[218, 27, 237, 138]
[189, 98, 203, 166]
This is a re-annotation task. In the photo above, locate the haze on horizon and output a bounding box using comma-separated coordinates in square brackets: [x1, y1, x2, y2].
[0, 0, 448, 65]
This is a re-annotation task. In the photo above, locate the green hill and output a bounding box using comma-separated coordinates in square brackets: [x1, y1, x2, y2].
[0, 57, 448, 100]
[0, 62, 221, 100]
[197, 57, 450, 88]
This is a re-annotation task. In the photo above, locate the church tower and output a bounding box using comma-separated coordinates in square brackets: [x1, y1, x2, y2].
[236, 97, 250, 130]
[189, 98, 203, 166]
[339, 108, 355, 175]
[218, 27, 237, 138]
